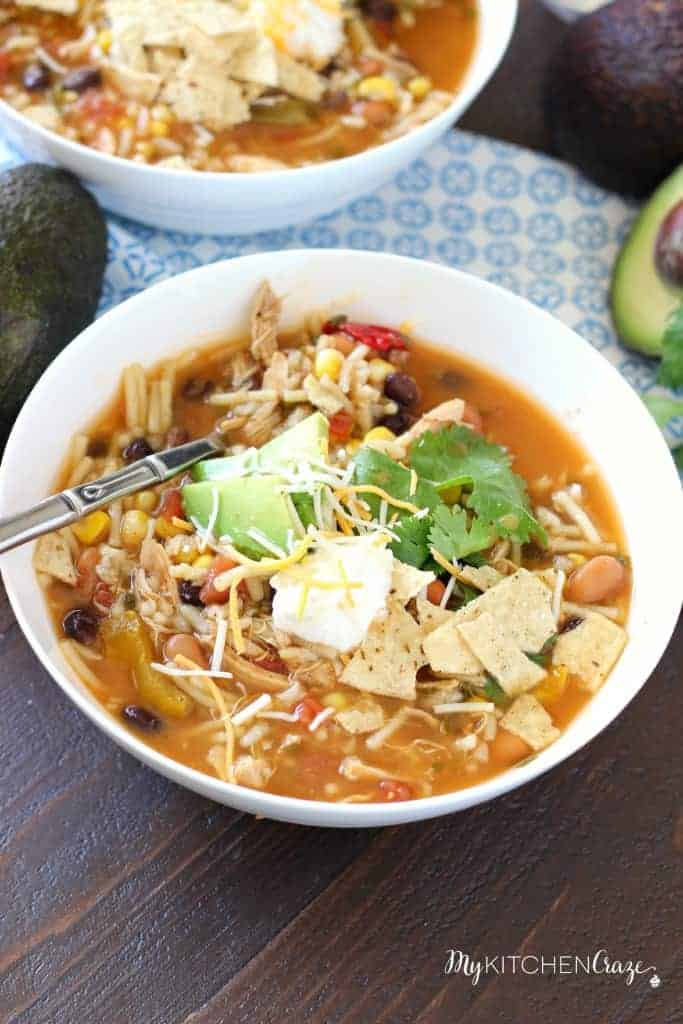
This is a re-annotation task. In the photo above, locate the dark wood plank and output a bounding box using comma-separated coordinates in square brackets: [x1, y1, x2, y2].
[1, 3, 680, 1023]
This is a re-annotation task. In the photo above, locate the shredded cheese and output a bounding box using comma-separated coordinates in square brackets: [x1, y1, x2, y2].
[211, 617, 228, 674]
[430, 547, 459, 577]
[151, 662, 234, 680]
[308, 707, 335, 732]
[231, 693, 272, 726]
[173, 654, 234, 781]
[434, 702, 496, 713]
[440, 574, 456, 609]
[335, 484, 422, 516]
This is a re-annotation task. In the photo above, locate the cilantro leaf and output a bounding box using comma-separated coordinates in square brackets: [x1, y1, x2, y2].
[482, 676, 507, 706]
[658, 303, 683, 390]
[525, 632, 558, 667]
[642, 393, 683, 429]
[352, 446, 441, 516]
[390, 514, 432, 568]
[428, 504, 493, 562]
[410, 426, 546, 545]
[675, 447, 683, 471]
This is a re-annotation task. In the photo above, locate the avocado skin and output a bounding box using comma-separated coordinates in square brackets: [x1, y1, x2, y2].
[0, 164, 107, 444]
[545, 0, 683, 198]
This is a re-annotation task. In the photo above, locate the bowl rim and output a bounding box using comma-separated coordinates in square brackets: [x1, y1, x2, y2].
[2, 249, 681, 827]
[0, 0, 517, 184]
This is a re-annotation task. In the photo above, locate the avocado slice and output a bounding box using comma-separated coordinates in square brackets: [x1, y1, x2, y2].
[0, 165, 107, 447]
[182, 475, 296, 558]
[192, 412, 329, 482]
[611, 165, 683, 356]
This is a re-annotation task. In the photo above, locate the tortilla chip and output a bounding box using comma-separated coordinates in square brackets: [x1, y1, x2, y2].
[341, 600, 425, 700]
[500, 694, 560, 751]
[105, 62, 162, 103]
[552, 612, 626, 693]
[230, 35, 279, 87]
[457, 564, 503, 592]
[17, 0, 77, 13]
[461, 569, 556, 652]
[415, 595, 453, 633]
[155, 155, 193, 170]
[422, 618, 483, 676]
[161, 57, 250, 130]
[275, 51, 324, 102]
[336, 702, 385, 735]
[391, 562, 435, 604]
[33, 533, 77, 586]
[458, 612, 546, 696]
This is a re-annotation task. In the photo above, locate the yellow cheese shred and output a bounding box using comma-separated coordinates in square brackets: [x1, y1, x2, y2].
[334, 484, 421, 516]
[430, 546, 459, 577]
[174, 654, 235, 781]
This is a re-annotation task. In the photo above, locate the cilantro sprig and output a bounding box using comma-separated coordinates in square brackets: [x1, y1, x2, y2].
[428, 504, 493, 562]
[410, 426, 546, 547]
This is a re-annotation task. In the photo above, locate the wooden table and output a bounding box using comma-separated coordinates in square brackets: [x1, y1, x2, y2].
[2, 4, 681, 1021]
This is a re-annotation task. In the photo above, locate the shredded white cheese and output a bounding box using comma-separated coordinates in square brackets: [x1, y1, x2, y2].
[308, 706, 335, 732]
[231, 693, 272, 726]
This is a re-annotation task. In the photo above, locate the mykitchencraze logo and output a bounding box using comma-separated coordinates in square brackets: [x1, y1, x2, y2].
[444, 949, 661, 989]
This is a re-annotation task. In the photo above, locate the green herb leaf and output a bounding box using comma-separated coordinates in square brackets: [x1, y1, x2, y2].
[525, 632, 558, 668]
[390, 514, 432, 568]
[675, 446, 683, 471]
[642, 393, 683, 428]
[658, 303, 683, 390]
[352, 446, 441, 516]
[483, 676, 507, 706]
[428, 504, 493, 562]
[410, 425, 546, 545]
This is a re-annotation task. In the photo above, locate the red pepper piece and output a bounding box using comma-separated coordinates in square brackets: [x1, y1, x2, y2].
[329, 410, 354, 444]
[322, 320, 408, 353]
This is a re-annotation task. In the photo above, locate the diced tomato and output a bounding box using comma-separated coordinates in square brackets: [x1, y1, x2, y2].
[92, 582, 114, 616]
[254, 654, 289, 675]
[294, 695, 325, 726]
[462, 402, 484, 434]
[323, 320, 408, 354]
[377, 779, 414, 802]
[199, 555, 238, 605]
[426, 580, 446, 606]
[158, 489, 184, 520]
[329, 410, 354, 444]
[76, 89, 124, 120]
[0, 53, 12, 82]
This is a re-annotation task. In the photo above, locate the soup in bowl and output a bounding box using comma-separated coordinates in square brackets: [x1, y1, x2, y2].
[0, 0, 516, 232]
[1, 251, 680, 826]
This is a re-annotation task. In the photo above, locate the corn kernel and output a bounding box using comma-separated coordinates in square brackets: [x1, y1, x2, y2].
[136, 141, 155, 159]
[155, 516, 187, 540]
[568, 553, 587, 566]
[193, 554, 214, 570]
[135, 490, 157, 514]
[533, 665, 568, 706]
[357, 76, 398, 104]
[117, 116, 134, 131]
[367, 358, 394, 385]
[346, 438, 362, 455]
[314, 347, 344, 382]
[172, 539, 198, 565]
[97, 29, 112, 53]
[364, 426, 396, 444]
[121, 510, 149, 550]
[408, 75, 432, 100]
[73, 510, 110, 546]
[150, 120, 169, 138]
[322, 692, 348, 710]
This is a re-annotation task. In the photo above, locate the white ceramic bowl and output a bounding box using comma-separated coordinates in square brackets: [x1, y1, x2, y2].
[0, 0, 516, 234]
[1, 250, 681, 827]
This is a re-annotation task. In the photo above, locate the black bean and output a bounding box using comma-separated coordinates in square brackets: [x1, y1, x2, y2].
[62, 66, 102, 93]
[384, 372, 419, 408]
[360, 0, 397, 21]
[23, 63, 51, 92]
[178, 581, 203, 606]
[122, 705, 161, 731]
[122, 436, 153, 462]
[381, 409, 416, 434]
[63, 607, 99, 645]
[560, 616, 583, 634]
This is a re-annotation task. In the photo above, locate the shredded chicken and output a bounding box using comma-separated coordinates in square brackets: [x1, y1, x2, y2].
[250, 281, 282, 364]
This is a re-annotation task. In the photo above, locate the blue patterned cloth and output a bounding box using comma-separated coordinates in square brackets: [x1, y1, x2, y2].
[1, 129, 680, 448]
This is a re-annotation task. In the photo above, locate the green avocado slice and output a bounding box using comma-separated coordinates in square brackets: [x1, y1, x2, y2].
[181, 475, 296, 559]
[192, 412, 329, 482]
[611, 165, 683, 356]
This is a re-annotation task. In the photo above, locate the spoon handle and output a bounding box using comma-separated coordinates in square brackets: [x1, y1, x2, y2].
[0, 436, 221, 555]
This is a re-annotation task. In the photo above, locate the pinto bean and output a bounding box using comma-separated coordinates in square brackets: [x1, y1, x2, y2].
[565, 556, 627, 604]
[354, 99, 394, 127]
[462, 402, 484, 434]
[163, 633, 207, 667]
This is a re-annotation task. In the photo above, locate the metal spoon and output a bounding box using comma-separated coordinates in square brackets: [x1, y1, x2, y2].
[0, 434, 224, 555]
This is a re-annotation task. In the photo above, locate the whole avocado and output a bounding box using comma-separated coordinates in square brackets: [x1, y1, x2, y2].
[545, 0, 683, 198]
[0, 164, 107, 444]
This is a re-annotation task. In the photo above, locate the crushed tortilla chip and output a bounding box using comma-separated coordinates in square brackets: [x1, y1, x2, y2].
[500, 694, 560, 751]
[391, 562, 435, 604]
[341, 600, 425, 700]
[336, 702, 385, 735]
[33, 533, 77, 586]
[552, 612, 626, 692]
[458, 612, 546, 696]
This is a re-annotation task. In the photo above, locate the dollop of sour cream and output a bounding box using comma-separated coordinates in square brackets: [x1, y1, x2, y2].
[271, 535, 394, 652]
